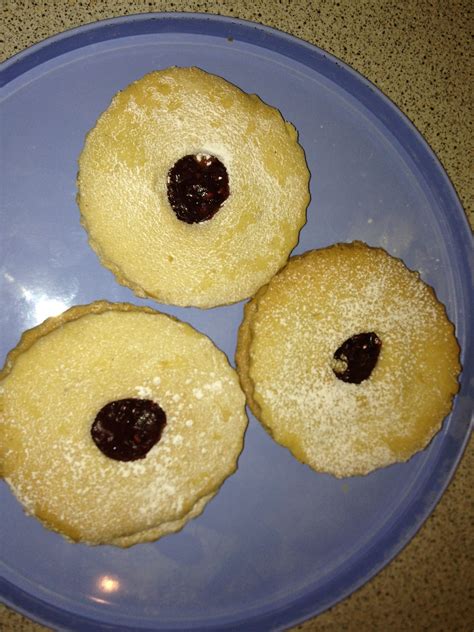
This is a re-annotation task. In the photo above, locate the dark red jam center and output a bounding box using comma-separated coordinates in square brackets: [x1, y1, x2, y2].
[167, 154, 229, 224]
[333, 332, 382, 384]
[91, 398, 166, 461]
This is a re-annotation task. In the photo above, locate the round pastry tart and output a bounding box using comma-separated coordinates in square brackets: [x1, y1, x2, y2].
[0, 302, 248, 546]
[236, 241, 461, 478]
[77, 66, 311, 308]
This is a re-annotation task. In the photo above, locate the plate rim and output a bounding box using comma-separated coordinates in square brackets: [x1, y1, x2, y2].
[1, 11, 473, 632]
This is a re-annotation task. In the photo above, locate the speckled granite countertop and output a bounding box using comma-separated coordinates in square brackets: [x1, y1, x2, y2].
[1, 1, 473, 631]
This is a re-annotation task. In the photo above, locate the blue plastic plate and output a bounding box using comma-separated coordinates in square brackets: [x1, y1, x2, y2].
[1, 12, 472, 632]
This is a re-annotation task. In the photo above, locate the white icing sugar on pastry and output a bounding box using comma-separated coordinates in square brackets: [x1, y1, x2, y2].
[77, 67, 310, 308]
[0, 301, 248, 545]
[236, 242, 461, 477]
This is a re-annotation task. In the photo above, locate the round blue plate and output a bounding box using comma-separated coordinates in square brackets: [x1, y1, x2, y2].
[1, 12, 472, 632]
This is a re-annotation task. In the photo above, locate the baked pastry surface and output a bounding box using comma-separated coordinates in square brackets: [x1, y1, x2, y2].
[0, 302, 248, 545]
[236, 242, 461, 477]
[77, 67, 310, 308]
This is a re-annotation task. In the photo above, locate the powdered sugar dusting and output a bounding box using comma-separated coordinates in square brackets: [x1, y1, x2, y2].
[135, 385, 152, 398]
[0, 304, 248, 544]
[77, 67, 310, 307]
[244, 243, 460, 477]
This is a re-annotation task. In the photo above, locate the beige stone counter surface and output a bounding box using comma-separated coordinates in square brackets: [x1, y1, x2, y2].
[1, 1, 473, 631]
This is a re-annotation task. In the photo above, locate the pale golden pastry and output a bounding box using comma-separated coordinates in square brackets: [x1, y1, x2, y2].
[77, 66, 310, 308]
[0, 302, 248, 545]
[236, 242, 461, 477]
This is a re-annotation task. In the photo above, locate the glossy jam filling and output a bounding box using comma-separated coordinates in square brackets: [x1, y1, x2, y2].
[332, 332, 382, 384]
[167, 154, 229, 223]
[91, 398, 166, 461]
